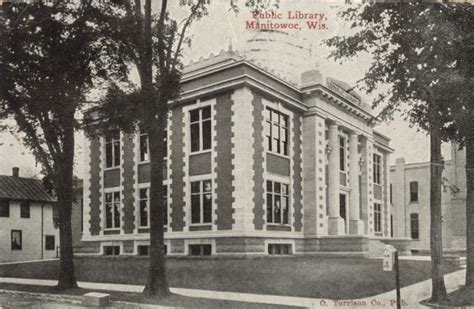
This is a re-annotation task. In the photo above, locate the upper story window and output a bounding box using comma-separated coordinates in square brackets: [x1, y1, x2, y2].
[410, 213, 419, 239]
[191, 179, 212, 224]
[0, 200, 9, 217]
[374, 203, 382, 234]
[410, 181, 418, 203]
[105, 191, 121, 229]
[105, 131, 120, 168]
[339, 136, 346, 171]
[373, 154, 382, 185]
[190, 106, 211, 153]
[266, 180, 289, 225]
[139, 185, 168, 228]
[265, 107, 289, 156]
[139, 129, 168, 162]
[140, 130, 149, 162]
[20, 201, 30, 218]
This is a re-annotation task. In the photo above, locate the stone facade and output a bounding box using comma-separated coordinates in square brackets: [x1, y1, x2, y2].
[79, 49, 397, 257]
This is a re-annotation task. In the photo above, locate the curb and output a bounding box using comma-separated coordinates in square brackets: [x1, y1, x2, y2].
[0, 288, 183, 309]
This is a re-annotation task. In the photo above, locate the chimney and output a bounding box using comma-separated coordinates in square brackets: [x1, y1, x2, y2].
[12, 167, 19, 177]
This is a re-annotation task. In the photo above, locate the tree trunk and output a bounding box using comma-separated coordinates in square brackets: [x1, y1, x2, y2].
[143, 108, 170, 297]
[429, 115, 448, 302]
[465, 135, 474, 289]
[55, 117, 77, 290]
[139, 0, 169, 296]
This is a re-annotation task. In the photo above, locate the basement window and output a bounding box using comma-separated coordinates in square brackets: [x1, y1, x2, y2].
[268, 243, 292, 255]
[138, 245, 168, 256]
[189, 244, 212, 256]
[104, 246, 120, 256]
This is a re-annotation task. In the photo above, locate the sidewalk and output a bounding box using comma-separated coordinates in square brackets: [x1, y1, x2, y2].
[0, 269, 467, 308]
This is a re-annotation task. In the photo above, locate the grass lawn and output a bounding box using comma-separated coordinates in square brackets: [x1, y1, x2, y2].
[0, 256, 461, 299]
[0, 283, 295, 309]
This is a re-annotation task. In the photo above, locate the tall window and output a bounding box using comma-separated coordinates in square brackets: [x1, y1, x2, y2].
[390, 184, 393, 204]
[339, 136, 346, 171]
[410, 213, 419, 239]
[139, 186, 168, 227]
[373, 154, 382, 185]
[105, 191, 121, 229]
[139, 188, 148, 227]
[410, 181, 418, 202]
[0, 200, 9, 217]
[266, 180, 289, 224]
[20, 201, 30, 218]
[190, 106, 211, 153]
[374, 203, 382, 233]
[390, 215, 393, 238]
[265, 107, 289, 156]
[105, 132, 120, 168]
[140, 129, 149, 162]
[140, 129, 168, 162]
[191, 180, 212, 224]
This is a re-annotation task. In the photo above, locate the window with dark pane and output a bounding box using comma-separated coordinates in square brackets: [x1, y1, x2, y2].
[105, 191, 120, 229]
[190, 106, 211, 153]
[45, 235, 55, 250]
[190, 180, 212, 225]
[140, 129, 149, 161]
[265, 107, 289, 156]
[374, 203, 382, 233]
[20, 201, 30, 218]
[340, 136, 346, 171]
[11, 230, 22, 250]
[189, 244, 212, 256]
[105, 131, 120, 168]
[139, 188, 148, 227]
[104, 246, 120, 256]
[138, 245, 149, 256]
[373, 154, 382, 185]
[410, 213, 419, 240]
[410, 181, 418, 202]
[0, 200, 10, 217]
[266, 180, 290, 224]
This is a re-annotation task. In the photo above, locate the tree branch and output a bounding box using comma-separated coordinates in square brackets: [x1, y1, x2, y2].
[171, 1, 202, 72]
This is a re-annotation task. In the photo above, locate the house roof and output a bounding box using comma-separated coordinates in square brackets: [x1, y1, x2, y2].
[0, 175, 56, 203]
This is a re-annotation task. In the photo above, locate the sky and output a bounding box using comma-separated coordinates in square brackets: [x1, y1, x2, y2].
[0, 0, 452, 179]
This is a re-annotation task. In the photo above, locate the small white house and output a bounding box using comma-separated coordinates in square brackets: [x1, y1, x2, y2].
[0, 167, 58, 262]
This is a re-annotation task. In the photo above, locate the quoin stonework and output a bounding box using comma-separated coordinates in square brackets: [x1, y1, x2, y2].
[79, 34, 412, 257]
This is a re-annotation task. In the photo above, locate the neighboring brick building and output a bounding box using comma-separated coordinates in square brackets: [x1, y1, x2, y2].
[0, 168, 58, 262]
[391, 145, 467, 253]
[80, 48, 403, 257]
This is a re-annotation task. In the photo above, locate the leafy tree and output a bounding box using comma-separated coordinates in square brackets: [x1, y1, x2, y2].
[85, 0, 209, 296]
[325, 1, 473, 302]
[0, 1, 125, 289]
[87, 0, 271, 296]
